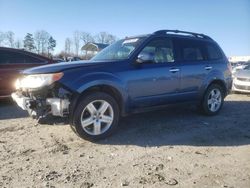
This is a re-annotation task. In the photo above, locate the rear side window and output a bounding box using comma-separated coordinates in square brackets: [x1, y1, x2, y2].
[176, 39, 205, 62]
[183, 48, 203, 61]
[0, 51, 47, 64]
[206, 43, 223, 60]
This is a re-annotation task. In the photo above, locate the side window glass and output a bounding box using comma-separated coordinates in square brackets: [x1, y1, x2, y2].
[10, 52, 25, 64]
[179, 39, 205, 62]
[0, 51, 8, 64]
[183, 47, 203, 61]
[140, 38, 174, 63]
[0, 51, 25, 64]
[206, 43, 222, 60]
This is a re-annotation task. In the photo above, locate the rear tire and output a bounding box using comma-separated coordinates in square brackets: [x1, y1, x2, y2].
[200, 84, 224, 116]
[72, 92, 120, 141]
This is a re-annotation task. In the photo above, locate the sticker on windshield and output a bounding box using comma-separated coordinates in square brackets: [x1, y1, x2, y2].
[123, 38, 139, 44]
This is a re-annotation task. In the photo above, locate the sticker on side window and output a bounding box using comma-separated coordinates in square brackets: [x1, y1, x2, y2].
[123, 38, 138, 44]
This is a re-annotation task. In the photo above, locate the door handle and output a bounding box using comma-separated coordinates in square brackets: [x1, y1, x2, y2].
[205, 66, 212, 70]
[169, 68, 180, 73]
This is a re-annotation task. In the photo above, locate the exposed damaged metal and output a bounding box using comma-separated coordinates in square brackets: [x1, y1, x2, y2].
[12, 85, 72, 119]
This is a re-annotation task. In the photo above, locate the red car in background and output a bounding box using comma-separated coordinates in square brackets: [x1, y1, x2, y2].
[0, 47, 54, 98]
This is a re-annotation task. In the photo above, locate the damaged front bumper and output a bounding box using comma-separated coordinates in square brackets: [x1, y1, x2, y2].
[12, 86, 71, 119]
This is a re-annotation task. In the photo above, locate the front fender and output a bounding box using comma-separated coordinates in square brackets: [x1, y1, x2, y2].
[69, 72, 129, 113]
[74, 72, 126, 94]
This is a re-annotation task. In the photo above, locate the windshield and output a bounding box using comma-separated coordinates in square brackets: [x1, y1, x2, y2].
[91, 37, 146, 61]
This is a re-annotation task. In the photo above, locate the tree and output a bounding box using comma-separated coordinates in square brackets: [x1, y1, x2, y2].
[0, 31, 5, 46]
[73, 31, 81, 56]
[80, 32, 94, 57]
[34, 30, 50, 54]
[15, 39, 23, 49]
[34, 31, 42, 54]
[96, 32, 106, 43]
[5, 31, 15, 47]
[106, 33, 117, 44]
[48, 36, 56, 56]
[65, 38, 72, 55]
[23, 33, 35, 51]
[80, 32, 94, 45]
[96, 32, 117, 44]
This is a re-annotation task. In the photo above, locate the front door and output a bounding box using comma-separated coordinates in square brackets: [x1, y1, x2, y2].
[127, 37, 181, 108]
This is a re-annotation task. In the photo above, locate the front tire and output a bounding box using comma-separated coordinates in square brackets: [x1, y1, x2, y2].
[200, 84, 224, 116]
[72, 92, 120, 141]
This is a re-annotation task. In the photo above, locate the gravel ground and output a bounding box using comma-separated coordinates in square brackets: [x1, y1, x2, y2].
[0, 94, 250, 188]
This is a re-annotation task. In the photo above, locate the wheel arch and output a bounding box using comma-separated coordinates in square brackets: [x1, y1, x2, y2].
[80, 84, 124, 111]
[206, 79, 227, 97]
[199, 79, 226, 116]
[70, 83, 128, 124]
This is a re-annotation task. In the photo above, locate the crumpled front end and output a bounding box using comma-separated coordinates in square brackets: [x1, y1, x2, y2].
[12, 86, 71, 119]
[12, 73, 73, 119]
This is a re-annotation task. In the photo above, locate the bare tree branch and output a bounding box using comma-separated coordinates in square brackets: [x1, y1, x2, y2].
[15, 39, 23, 49]
[34, 30, 50, 55]
[73, 31, 81, 56]
[5, 31, 15, 47]
[80, 32, 94, 45]
[0, 31, 5, 46]
[65, 37, 72, 55]
[95, 32, 117, 44]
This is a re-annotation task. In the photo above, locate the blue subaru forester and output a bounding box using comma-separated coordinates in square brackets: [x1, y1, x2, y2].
[12, 30, 232, 140]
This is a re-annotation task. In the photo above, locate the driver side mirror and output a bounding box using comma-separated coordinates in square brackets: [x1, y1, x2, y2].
[136, 52, 155, 64]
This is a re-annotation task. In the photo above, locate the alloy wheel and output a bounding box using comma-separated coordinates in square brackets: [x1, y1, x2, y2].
[207, 88, 222, 112]
[80, 100, 114, 135]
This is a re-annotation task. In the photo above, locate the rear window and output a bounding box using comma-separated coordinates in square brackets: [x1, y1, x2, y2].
[206, 43, 223, 60]
[0, 51, 48, 64]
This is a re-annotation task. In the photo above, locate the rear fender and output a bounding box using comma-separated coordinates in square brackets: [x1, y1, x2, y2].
[199, 69, 227, 100]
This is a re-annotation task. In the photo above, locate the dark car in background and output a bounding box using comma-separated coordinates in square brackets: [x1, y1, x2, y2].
[12, 30, 232, 141]
[0, 47, 54, 98]
[53, 57, 65, 63]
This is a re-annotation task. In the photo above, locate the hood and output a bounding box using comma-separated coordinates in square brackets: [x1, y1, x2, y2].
[23, 60, 106, 74]
[235, 69, 250, 78]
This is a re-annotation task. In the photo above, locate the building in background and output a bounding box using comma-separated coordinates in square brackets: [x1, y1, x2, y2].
[81, 42, 109, 59]
[228, 56, 250, 63]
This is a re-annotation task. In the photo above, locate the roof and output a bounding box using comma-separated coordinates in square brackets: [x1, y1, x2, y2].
[152, 29, 213, 41]
[0, 47, 52, 61]
[120, 30, 213, 43]
[81, 42, 109, 52]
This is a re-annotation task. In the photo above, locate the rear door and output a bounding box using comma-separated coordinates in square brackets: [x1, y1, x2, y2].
[0, 50, 49, 96]
[174, 38, 211, 101]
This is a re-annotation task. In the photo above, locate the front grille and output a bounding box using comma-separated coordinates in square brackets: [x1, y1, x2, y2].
[234, 84, 250, 90]
[237, 77, 250, 82]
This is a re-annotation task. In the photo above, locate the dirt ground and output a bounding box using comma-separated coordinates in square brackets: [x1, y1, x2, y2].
[0, 94, 249, 188]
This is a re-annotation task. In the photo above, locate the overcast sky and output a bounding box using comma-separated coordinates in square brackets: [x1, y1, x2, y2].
[0, 0, 249, 56]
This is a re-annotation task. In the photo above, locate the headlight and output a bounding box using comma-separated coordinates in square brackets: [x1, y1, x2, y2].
[15, 72, 63, 89]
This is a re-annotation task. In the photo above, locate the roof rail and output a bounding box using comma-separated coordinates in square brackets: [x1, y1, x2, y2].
[153, 30, 212, 40]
